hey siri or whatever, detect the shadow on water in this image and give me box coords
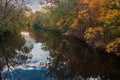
[33,30,120,80]
[1,30,120,80]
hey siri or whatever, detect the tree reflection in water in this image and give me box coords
[0,31,32,80]
[34,30,120,80]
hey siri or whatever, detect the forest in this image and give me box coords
[32,0,120,56]
[0,0,120,80]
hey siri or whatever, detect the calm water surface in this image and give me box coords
[2,31,120,80]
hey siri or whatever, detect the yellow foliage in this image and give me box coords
[70,18,79,28]
[89,0,99,9]
[88,0,120,24]
[56,18,71,27]
[106,38,120,55]
[56,19,64,27]
[78,10,89,19]
[105,10,120,19]
[84,27,104,40]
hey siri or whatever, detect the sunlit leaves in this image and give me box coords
[56,18,64,27]
[104,12,120,27]
[84,27,104,40]
[31,0,120,56]
[70,18,79,28]
[106,38,120,55]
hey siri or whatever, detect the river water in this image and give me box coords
[2,31,120,80]
[2,32,53,80]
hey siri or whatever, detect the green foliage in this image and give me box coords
[104,15,120,27]
[0,0,31,72]
[31,0,78,32]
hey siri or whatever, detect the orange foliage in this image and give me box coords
[84,27,104,40]
[70,18,79,28]
[106,38,120,55]
[56,19,64,27]
[79,0,91,4]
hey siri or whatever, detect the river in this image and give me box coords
[2,31,120,80]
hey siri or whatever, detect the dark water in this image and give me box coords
[33,31,120,80]
[2,31,120,80]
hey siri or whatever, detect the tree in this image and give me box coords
[0,0,30,79]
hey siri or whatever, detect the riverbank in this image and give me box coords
[63,32,120,58]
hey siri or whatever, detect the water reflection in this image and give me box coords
[0,31,32,80]
[1,31,52,80]
[2,30,120,80]
[21,31,30,36]
[34,31,120,80]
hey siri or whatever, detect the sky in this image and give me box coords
[26,0,44,12]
